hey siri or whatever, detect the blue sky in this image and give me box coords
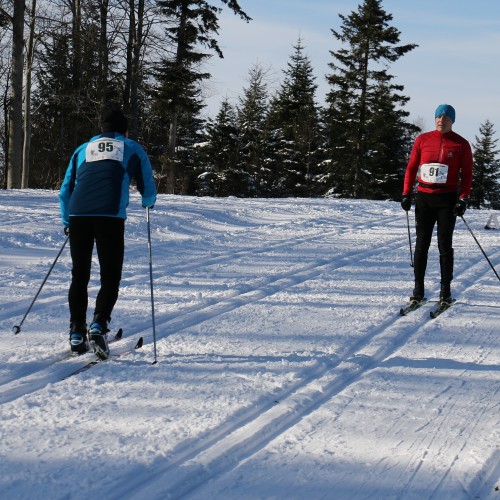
[205,0,500,144]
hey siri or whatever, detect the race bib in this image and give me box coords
[420,163,449,184]
[86,139,124,162]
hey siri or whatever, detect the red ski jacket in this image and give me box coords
[403,129,473,199]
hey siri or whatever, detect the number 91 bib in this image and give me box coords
[419,163,449,184]
[86,139,125,163]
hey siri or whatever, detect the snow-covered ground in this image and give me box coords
[0,189,499,500]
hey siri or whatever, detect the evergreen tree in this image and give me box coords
[267,38,321,197]
[30,32,77,187]
[30,16,103,187]
[236,64,271,196]
[29,0,127,188]
[174,108,206,194]
[196,98,240,196]
[361,80,420,199]
[470,120,500,209]
[153,0,250,193]
[324,0,417,198]
[150,59,206,193]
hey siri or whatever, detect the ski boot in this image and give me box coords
[88,322,110,360]
[400,281,427,316]
[69,322,89,355]
[439,282,453,305]
[411,280,425,303]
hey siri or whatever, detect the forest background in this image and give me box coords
[1,0,499,208]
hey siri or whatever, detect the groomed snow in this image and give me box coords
[0,189,498,500]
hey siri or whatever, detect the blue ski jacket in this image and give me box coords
[59,132,157,227]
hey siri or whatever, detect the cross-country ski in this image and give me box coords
[430,299,457,319]
[399,297,428,316]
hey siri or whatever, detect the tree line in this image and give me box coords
[1,0,499,207]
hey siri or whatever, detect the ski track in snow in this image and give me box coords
[0,190,499,500]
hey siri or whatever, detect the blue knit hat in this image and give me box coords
[435,104,455,123]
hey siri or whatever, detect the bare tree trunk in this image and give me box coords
[124,0,145,139]
[163,5,187,194]
[70,0,81,146]
[98,0,109,109]
[7,0,25,189]
[2,70,10,189]
[22,0,37,189]
[124,0,134,115]
[129,0,144,139]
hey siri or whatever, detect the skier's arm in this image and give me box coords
[136,146,157,209]
[458,140,473,199]
[59,153,78,228]
[402,136,422,196]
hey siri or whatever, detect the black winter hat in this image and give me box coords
[101,108,128,134]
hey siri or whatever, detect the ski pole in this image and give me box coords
[146,207,158,364]
[406,211,414,267]
[461,215,500,281]
[12,235,69,334]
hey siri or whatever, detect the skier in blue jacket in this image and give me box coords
[59,108,157,358]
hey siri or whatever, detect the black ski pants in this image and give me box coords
[413,191,457,286]
[68,216,125,326]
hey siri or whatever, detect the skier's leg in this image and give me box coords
[412,194,435,299]
[68,217,94,325]
[68,217,94,353]
[437,200,457,300]
[93,217,125,327]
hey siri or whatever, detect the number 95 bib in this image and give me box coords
[419,163,449,184]
[86,139,125,162]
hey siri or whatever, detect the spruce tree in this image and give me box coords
[236,64,271,197]
[362,81,420,199]
[154,0,250,193]
[30,10,104,188]
[470,120,500,209]
[324,0,417,199]
[196,98,240,196]
[29,0,128,188]
[267,38,321,197]
[30,32,76,187]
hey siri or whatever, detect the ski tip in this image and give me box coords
[135,337,144,349]
[114,328,123,341]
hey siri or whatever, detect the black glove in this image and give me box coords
[401,195,412,212]
[454,198,467,217]
[64,226,70,235]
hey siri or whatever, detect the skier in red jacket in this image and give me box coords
[401,104,473,304]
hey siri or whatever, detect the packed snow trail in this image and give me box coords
[0,202,407,399]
